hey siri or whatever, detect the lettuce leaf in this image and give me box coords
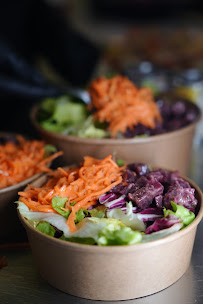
[164,201,195,227]
[39,96,87,133]
[49,96,87,124]
[98,226,142,246]
[17,201,71,237]
[72,217,142,245]
[107,202,146,231]
[116,159,125,167]
[75,209,89,224]
[51,197,70,219]
[71,217,125,241]
[88,206,106,218]
[44,144,57,158]
[36,222,56,237]
[77,123,107,138]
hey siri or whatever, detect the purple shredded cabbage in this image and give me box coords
[121,206,138,213]
[137,208,163,222]
[99,193,126,210]
[145,214,182,234]
[99,193,118,204]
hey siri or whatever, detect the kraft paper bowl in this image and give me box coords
[0,132,53,244]
[30,99,201,176]
[18,172,203,301]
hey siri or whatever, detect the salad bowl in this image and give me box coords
[30,96,201,176]
[0,132,62,243]
[17,159,203,301]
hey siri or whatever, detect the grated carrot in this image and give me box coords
[87,75,162,137]
[0,135,63,189]
[19,155,124,232]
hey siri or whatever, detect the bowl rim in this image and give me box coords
[30,101,201,145]
[18,173,203,253]
[0,172,46,194]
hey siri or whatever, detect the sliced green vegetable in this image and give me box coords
[163,201,195,228]
[75,209,89,224]
[44,144,57,158]
[36,222,56,237]
[116,159,125,167]
[88,207,106,218]
[77,123,107,138]
[98,226,142,246]
[107,202,146,231]
[51,97,87,124]
[39,96,87,134]
[51,197,70,219]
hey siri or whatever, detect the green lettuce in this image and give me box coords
[107,202,146,231]
[44,144,57,158]
[71,217,125,241]
[116,159,125,167]
[17,201,71,237]
[36,222,56,237]
[39,96,87,133]
[71,217,142,245]
[75,209,89,224]
[98,226,142,246]
[163,201,195,228]
[74,206,106,224]
[51,197,70,219]
[88,207,106,218]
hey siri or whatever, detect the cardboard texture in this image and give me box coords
[18,173,203,301]
[30,101,201,176]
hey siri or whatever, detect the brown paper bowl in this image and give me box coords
[30,101,201,176]
[0,132,52,244]
[18,173,203,301]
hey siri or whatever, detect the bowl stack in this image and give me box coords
[1,75,203,301]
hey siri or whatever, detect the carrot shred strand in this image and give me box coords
[19,155,124,232]
[0,135,62,189]
[87,75,162,137]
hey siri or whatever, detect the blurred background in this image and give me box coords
[0,0,203,144]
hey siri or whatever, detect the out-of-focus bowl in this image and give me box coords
[18,171,203,301]
[0,132,52,244]
[30,100,201,176]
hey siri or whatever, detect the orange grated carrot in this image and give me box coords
[87,75,162,137]
[19,155,124,232]
[0,135,63,189]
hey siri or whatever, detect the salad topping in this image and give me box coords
[18,155,123,232]
[17,156,198,245]
[0,135,62,189]
[87,75,162,137]
[37,75,198,139]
